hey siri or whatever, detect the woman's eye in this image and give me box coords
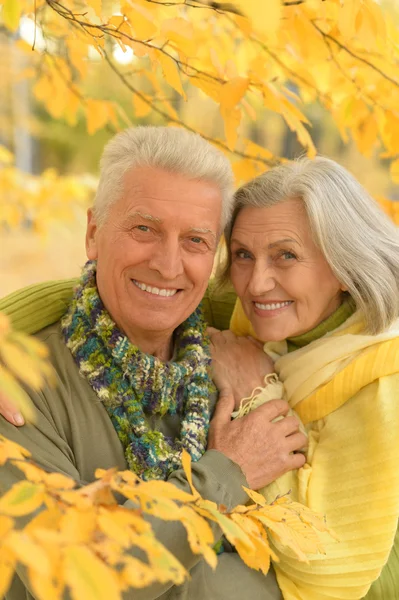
[280,251,296,260]
[234,249,252,260]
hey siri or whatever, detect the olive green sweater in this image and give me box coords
[0,322,281,600]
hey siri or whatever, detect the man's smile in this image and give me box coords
[132,278,180,297]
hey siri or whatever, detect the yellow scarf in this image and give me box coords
[230,298,399,424]
[231,298,399,599]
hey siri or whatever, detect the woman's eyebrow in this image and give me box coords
[230,237,299,248]
[268,238,299,249]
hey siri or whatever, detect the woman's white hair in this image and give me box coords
[220,156,399,334]
[93,126,234,230]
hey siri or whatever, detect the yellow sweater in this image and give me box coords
[231,301,399,600]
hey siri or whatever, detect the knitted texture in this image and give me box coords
[62,261,215,481]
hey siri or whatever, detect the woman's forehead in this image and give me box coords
[233,199,309,239]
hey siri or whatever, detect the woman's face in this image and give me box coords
[230,198,345,341]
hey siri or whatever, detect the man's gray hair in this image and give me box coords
[220,156,399,334]
[93,126,235,230]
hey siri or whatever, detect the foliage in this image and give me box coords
[0,312,54,420]
[1,0,399,187]
[0,146,95,232]
[0,438,332,600]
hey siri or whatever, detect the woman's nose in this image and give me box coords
[248,264,276,296]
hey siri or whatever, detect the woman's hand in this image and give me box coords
[208,327,275,409]
[0,391,24,426]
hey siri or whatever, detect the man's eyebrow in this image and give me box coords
[128,211,162,223]
[190,227,217,241]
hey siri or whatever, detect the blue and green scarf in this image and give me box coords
[62,260,215,481]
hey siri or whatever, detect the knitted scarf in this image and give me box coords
[62,261,215,481]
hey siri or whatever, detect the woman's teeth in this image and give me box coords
[254,301,292,310]
[133,280,177,297]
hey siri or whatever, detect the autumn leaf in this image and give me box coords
[0,558,16,599]
[156,50,186,100]
[63,545,121,600]
[1,0,23,31]
[219,77,249,111]
[6,530,52,575]
[0,480,45,517]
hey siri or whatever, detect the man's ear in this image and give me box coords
[86,208,98,260]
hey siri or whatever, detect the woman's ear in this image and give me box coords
[85,208,98,260]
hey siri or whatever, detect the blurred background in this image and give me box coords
[2,0,399,296]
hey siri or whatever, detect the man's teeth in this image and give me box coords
[133,280,177,297]
[255,301,292,310]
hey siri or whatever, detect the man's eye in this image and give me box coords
[136,225,150,232]
[190,237,203,244]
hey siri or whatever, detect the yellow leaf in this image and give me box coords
[132,93,151,118]
[120,556,157,589]
[338,0,360,39]
[63,546,121,600]
[0,365,36,418]
[220,105,241,151]
[97,511,132,547]
[0,559,15,599]
[161,17,196,58]
[234,0,282,38]
[195,498,254,551]
[242,486,267,507]
[156,51,186,100]
[181,450,200,499]
[0,480,44,517]
[219,77,249,111]
[0,435,31,464]
[232,158,264,185]
[231,513,272,574]
[190,76,222,103]
[0,340,45,389]
[178,505,217,568]
[1,0,22,32]
[6,531,51,575]
[25,507,62,534]
[0,145,14,165]
[42,471,76,490]
[60,509,97,544]
[85,99,110,135]
[0,515,14,539]
[87,0,102,19]
[28,568,62,600]
[354,115,378,157]
[123,1,157,39]
[130,531,187,584]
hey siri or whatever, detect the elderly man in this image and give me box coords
[0,126,306,600]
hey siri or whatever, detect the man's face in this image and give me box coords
[86,166,223,343]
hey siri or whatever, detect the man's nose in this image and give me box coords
[248,262,276,296]
[148,239,184,280]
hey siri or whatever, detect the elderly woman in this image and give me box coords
[209,157,399,600]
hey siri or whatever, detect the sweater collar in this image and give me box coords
[287,295,356,352]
